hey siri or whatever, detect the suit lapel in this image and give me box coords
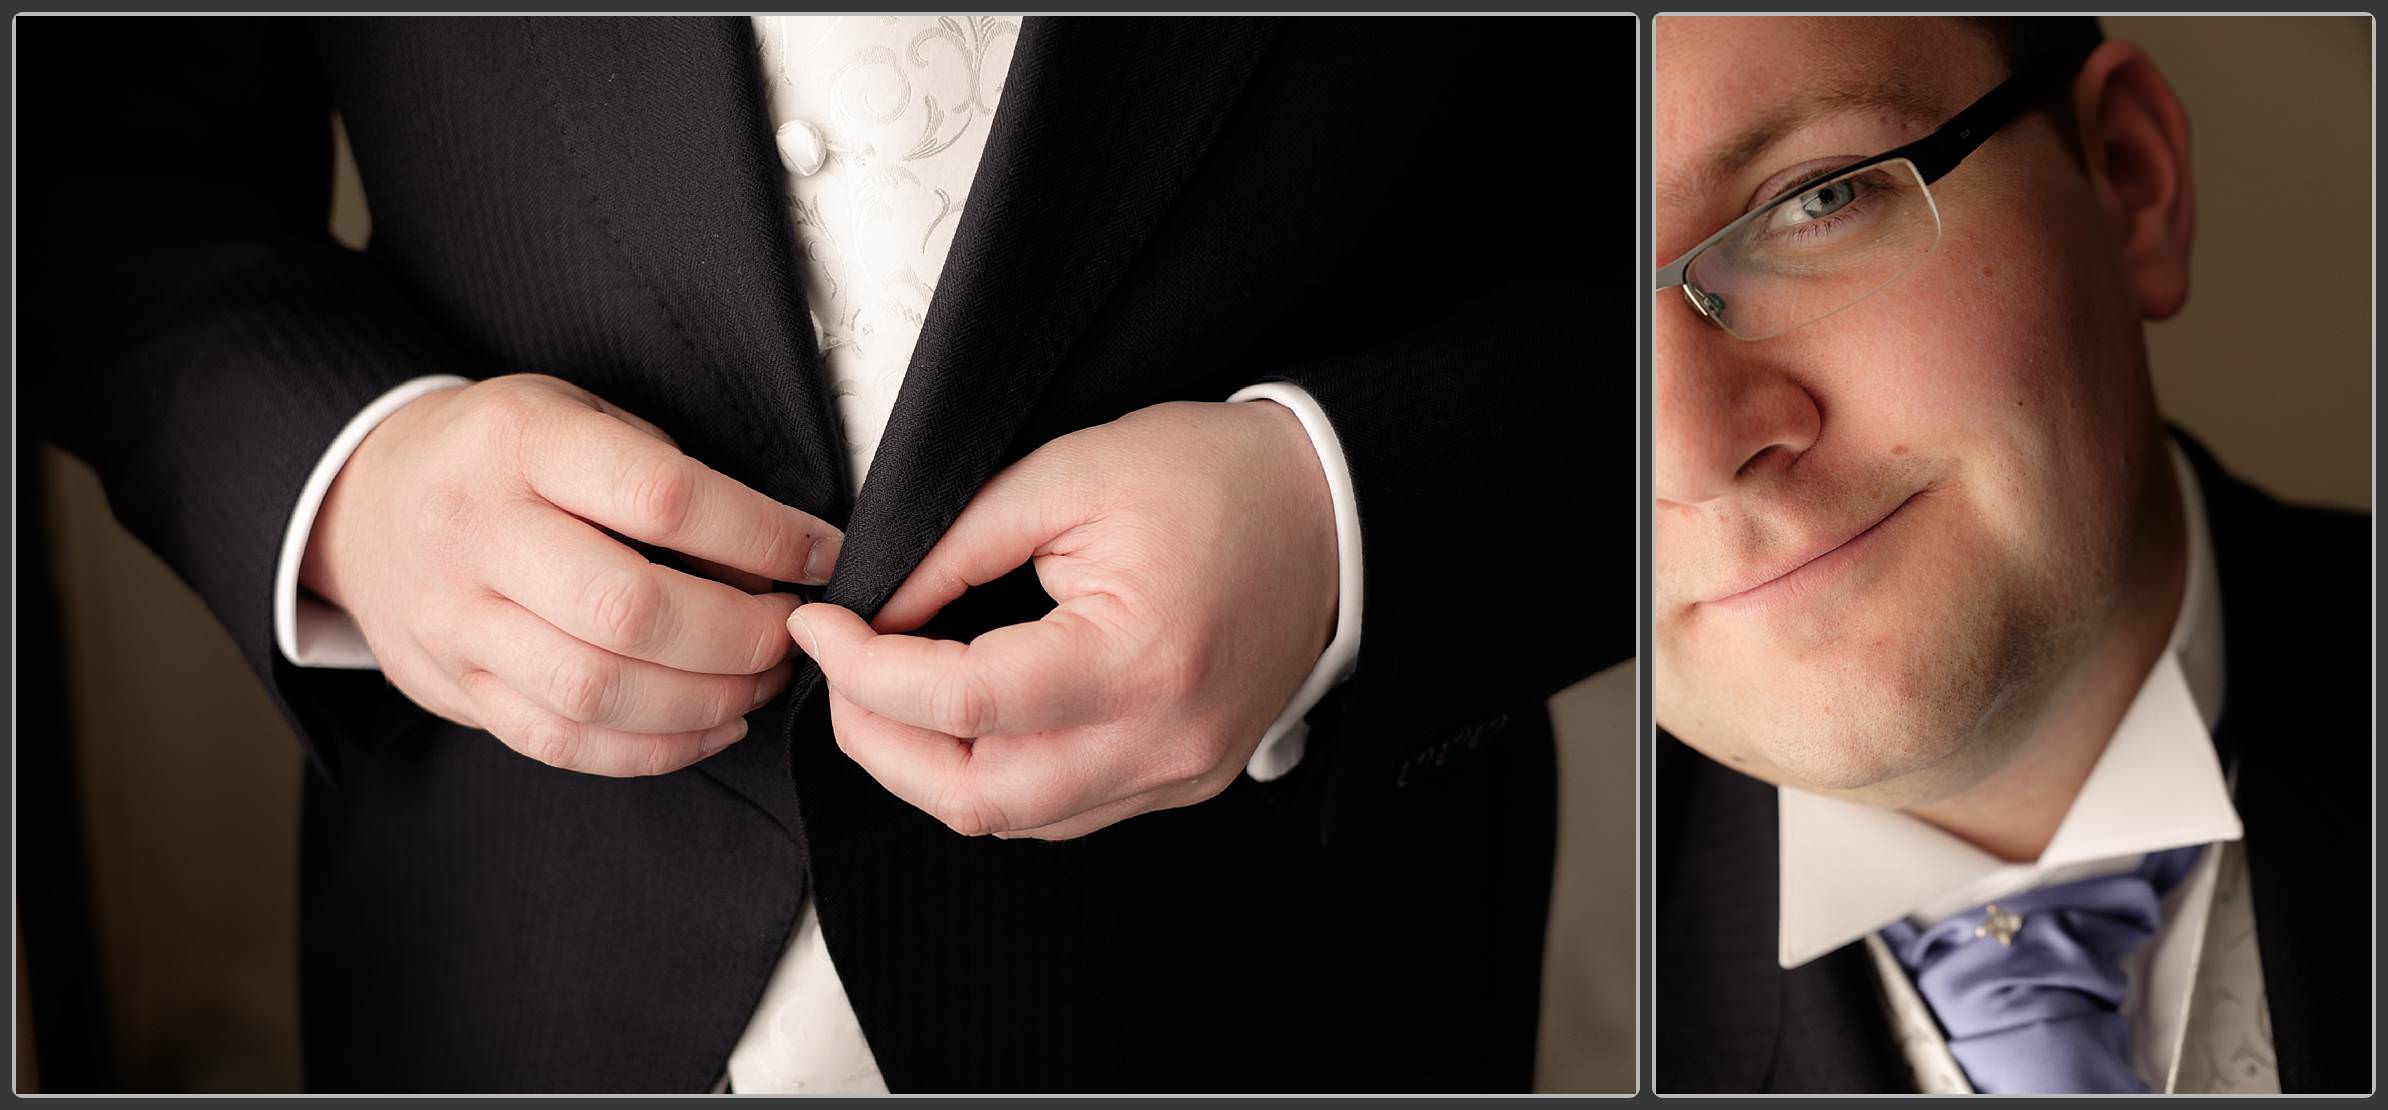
[521,17,849,514]
[825,15,1281,621]
[523,16,847,834]
[780,16,1284,850]
[2181,434,2369,1094]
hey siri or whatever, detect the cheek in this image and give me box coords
[1835,228,2145,555]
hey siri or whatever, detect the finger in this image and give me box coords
[581,407,771,590]
[823,689,982,830]
[826,690,1138,837]
[481,502,803,674]
[790,600,1121,738]
[582,394,677,450]
[523,404,844,586]
[381,636,487,730]
[458,669,749,777]
[873,452,1080,633]
[996,791,1166,842]
[462,596,794,733]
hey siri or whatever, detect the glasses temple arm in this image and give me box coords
[1899,45,2096,183]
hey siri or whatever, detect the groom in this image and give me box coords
[1651,15,2366,1094]
[23,15,1630,1093]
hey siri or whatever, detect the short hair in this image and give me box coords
[1957,16,2104,165]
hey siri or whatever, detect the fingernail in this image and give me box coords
[700,718,749,758]
[801,534,842,586]
[788,610,817,656]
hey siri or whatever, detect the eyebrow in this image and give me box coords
[1659,73,1948,216]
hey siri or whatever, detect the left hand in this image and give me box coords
[787,400,1339,840]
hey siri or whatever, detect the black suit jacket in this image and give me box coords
[24,16,1630,1093]
[1655,433,2371,1093]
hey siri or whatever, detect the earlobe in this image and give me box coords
[2074,41,2195,320]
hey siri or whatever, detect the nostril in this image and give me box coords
[1736,444,1788,478]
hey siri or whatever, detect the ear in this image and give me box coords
[2069,40,2195,320]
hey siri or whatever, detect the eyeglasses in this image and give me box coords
[1654,47,2093,341]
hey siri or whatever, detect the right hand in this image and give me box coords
[301,373,843,776]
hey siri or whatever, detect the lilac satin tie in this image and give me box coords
[1878,845,2205,1094]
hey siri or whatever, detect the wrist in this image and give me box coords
[1244,398,1340,655]
[298,462,357,613]
[299,384,458,614]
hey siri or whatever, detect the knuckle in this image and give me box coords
[706,676,753,730]
[928,778,999,838]
[466,382,542,443]
[498,371,571,396]
[545,652,619,724]
[930,666,996,738]
[748,517,797,578]
[622,455,697,536]
[743,606,789,674]
[461,389,546,482]
[937,804,998,839]
[583,567,667,653]
[517,718,583,770]
[640,735,680,778]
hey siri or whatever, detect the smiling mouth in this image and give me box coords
[1706,489,1927,608]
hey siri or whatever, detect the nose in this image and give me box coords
[1653,301,1822,506]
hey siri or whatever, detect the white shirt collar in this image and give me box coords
[1775,440,2238,968]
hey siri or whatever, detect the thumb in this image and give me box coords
[874,450,1085,634]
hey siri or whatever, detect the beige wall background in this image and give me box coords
[2113,15,2373,509]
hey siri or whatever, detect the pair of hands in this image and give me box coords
[303,374,1338,839]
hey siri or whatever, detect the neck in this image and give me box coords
[1905,447,2189,863]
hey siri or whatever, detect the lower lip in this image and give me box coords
[1710,491,1925,612]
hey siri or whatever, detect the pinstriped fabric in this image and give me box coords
[726,16,1020,1092]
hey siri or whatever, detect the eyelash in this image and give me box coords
[1748,158,1864,214]
[1766,189,1875,242]
[1753,179,1880,246]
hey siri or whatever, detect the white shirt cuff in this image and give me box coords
[1227,382,1364,782]
[273,374,473,669]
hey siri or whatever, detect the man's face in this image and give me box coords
[1652,17,2175,805]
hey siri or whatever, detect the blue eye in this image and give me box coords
[1793,180,1860,221]
[1754,171,1885,241]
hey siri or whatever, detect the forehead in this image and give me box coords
[1654,18,2005,218]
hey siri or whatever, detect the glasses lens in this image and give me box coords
[1682,158,1942,341]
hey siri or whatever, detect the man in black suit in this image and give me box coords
[1652,15,2366,1094]
[22,15,1629,1093]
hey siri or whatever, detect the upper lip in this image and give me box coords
[1702,491,1922,604]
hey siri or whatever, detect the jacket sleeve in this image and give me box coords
[21,16,479,783]
[1234,17,1634,842]
[1249,282,1626,842]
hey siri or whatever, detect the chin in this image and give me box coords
[1759,696,1989,798]
[1672,620,2021,801]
